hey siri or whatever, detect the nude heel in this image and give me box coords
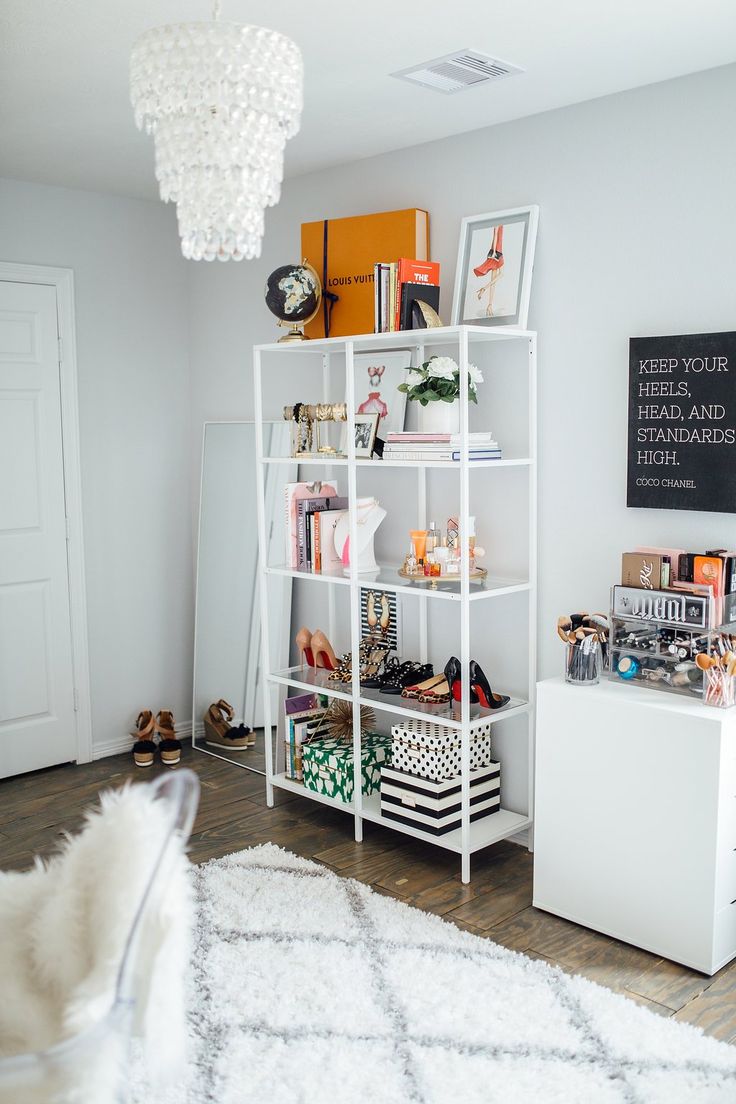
[311,629,339,671]
[296,626,315,667]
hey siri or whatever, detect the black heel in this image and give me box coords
[469,660,510,710]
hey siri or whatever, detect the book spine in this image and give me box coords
[389,264,396,332]
[296,500,307,570]
[395,266,402,332]
[309,514,316,569]
[374,263,380,334]
[314,512,322,573]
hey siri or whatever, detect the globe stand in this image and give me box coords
[277,322,308,343]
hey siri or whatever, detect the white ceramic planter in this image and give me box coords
[415,400,460,435]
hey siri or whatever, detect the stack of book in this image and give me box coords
[284,693,329,781]
[374,258,440,333]
[382,432,502,463]
[284,482,348,571]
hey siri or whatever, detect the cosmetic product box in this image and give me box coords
[633,546,686,582]
[380,763,500,835]
[390,718,494,781]
[302,733,392,803]
[621,552,670,590]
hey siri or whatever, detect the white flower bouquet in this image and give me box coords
[398,356,483,406]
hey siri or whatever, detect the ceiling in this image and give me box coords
[1,0,735,200]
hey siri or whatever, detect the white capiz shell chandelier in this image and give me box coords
[130,9,303,262]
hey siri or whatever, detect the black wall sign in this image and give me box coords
[627,331,736,513]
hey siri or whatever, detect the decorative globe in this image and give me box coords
[265,262,321,340]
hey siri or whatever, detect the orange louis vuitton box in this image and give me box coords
[301,208,429,338]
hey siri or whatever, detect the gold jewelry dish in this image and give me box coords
[398,565,487,590]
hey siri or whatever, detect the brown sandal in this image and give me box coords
[155,709,182,765]
[131,710,156,768]
[204,699,251,751]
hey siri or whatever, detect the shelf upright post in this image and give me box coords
[527,334,538,851]
[253,346,275,806]
[345,340,363,841]
[323,352,337,645]
[415,340,428,664]
[459,327,471,883]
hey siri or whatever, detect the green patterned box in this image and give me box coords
[302,733,392,803]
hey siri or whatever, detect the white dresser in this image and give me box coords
[533,677,736,974]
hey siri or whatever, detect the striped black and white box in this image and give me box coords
[390,718,493,781]
[380,762,500,835]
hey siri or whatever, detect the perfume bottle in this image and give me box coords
[468,516,476,572]
[404,544,418,575]
[426,521,438,556]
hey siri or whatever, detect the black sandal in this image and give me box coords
[382,661,434,695]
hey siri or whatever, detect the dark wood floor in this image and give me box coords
[3,745,736,1044]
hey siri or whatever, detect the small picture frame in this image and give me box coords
[342,413,380,457]
[451,205,539,329]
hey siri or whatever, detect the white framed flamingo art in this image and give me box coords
[451,205,539,329]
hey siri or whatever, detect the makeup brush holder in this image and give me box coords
[565,639,602,685]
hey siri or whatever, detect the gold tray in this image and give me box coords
[398,566,487,589]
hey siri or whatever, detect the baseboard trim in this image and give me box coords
[92,722,193,761]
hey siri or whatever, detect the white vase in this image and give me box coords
[416,400,460,435]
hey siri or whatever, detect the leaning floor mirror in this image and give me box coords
[193,421,295,774]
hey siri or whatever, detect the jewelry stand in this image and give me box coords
[283,402,347,459]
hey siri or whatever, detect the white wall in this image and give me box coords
[0,177,193,755]
[187,63,736,678]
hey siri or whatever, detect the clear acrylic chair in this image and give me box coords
[0,768,200,1104]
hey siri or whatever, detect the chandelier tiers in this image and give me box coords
[130,20,303,262]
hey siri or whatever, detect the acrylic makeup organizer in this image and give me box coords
[253,325,537,882]
[609,584,736,707]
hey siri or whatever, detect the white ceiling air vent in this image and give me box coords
[392,50,523,95]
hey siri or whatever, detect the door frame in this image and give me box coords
[0,261,92,764]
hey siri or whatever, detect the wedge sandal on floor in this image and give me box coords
[204,699,251,751]
[155,709,182,765]
[131,710,156,768]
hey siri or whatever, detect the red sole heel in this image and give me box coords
[316,651,336,671]
[472,683,491,709]
[451,680,462,702]
[303,647,315,667]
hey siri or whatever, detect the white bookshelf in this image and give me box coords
[253,324,537,882]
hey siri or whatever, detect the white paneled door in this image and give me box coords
[0,280,77,778]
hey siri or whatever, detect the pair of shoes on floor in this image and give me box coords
[204,699,254,752]
[131,709,182,768]
[295,627,339,670]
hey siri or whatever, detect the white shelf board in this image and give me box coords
[255,324,535,356]
[359,791,532,854]
[355,457,533,470]
[265,561,529,602]
[261,456,532,470]
[261,455,348,467]
[267,665,353,701]
[267,664,528,731]
[271,772,355,814]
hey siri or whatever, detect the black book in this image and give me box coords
[399,282,440,331]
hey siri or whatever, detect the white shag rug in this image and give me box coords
[140,844,736,1104]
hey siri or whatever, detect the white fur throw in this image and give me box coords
[0,782,192,1102]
